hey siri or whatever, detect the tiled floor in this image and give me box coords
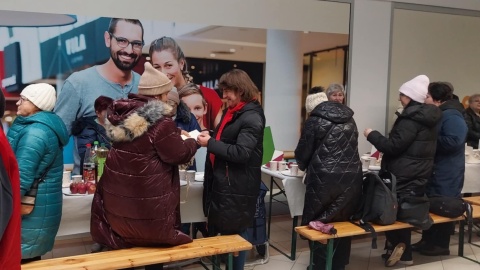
[42,215,480,269]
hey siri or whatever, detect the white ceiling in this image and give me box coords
[145,26,349,63]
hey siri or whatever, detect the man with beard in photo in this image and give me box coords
[55,18,143,176]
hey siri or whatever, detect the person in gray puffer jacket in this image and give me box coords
[295,99,362,270]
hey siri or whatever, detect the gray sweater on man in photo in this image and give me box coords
[54,66,140,174]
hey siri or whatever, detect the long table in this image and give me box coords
[57,177,206,239]
[260,162,480,260]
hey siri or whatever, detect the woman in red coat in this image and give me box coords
[0,91,21,269]
[90,63,197,270]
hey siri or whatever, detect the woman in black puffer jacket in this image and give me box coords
[295,98,362,270]
[365,75,441,267]
[197,69,265,270]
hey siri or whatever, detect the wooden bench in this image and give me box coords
[21,235,252,270]
[296,204,480,270]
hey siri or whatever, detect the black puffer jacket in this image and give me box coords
[203,101,265,234]
[295,101,362,225]
[367,101,441,197]
[465,107,480,149]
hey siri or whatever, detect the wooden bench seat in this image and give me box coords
[21,235,252,270]
[295,204,480,270]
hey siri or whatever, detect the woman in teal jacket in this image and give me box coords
[7,84,68,263]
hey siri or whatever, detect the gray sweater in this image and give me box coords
[54,66,140,136]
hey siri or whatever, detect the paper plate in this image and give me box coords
[62,188,91,196]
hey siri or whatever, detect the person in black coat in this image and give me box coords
[364,75,442,267]
[412,82,467,256]
[465,94,480,149]
[197,69,265,270]
[295,95,362,270]
[71,96,113,171]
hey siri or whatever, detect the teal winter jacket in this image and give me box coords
[7,111,68,259]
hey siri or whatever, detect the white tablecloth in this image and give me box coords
[463,163,480,194]
[262,163,480,219]
[57,177,206,238]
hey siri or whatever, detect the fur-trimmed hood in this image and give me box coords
[106,95,172,142]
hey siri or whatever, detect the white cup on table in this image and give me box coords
[290,164,299,176]
[360,157,370,170]
[278,161,287,171]
[269,161,279,171]
[62,171,71,187]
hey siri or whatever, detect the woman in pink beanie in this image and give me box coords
[363,75,442,267]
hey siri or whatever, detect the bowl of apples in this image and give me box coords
[64,181,96,196]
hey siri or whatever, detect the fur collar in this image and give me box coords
[106,100,172,142]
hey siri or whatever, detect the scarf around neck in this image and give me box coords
[209,101,247,166]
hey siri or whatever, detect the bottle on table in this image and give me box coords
[83,143,97,183]
[96,143,109,182]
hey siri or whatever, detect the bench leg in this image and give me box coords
[308,240,334,270]
[326,239,333,270]
[308,240,314,270]
[290,216,298,261]
[459,220,465,257]
[228,253,233,270]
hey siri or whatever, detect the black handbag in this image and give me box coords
[429,196,466,218]
[397,195,433,230]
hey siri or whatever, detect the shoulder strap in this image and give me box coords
[28,150,58,190]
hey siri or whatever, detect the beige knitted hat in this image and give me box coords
[20,83,56,112]
[305,92,328,113]
[138,62,173,96]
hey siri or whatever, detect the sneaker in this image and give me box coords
[385,243,406,267]
[419,246,450,256]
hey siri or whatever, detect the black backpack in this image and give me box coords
[350,171,398,248]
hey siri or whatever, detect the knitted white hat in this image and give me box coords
[20,83,56,111]
[399,75,429,103]
[138,62,173,96]
[305,92,328,113]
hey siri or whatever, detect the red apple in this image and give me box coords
[77,182,87,194]
[85,181,94,189]
[69,182,78,194]
[87,183,96,194]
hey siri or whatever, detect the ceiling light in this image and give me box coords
[191,66,195,70]
[210,53,216,58]
[0,10,77,27]
[229,48,236,53]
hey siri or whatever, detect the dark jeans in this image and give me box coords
[385,228,412,260]
[312,237,351,270]
[422,222,455,249]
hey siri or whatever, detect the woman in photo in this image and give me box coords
[149,37,223,130]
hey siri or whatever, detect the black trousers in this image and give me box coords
[385,228,412,261]
[312,237,351,270]
[422,222,455,249]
